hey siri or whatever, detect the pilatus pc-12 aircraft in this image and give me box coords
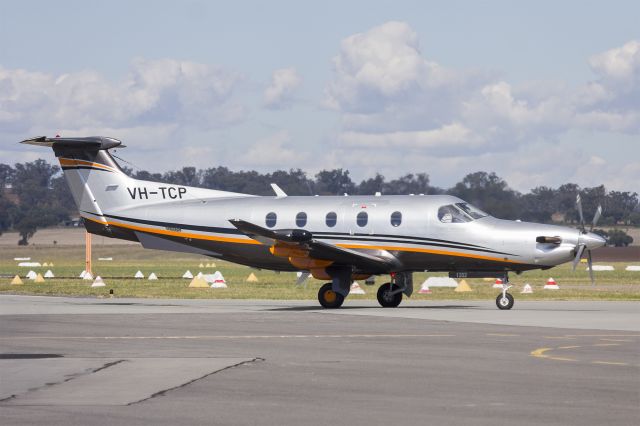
[22,136,606,310]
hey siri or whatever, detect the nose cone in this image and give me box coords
[580,232,606,250]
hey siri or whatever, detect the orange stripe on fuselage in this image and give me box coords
[59,158,117,172]
[336,243,523,264]
[84,216,523,264]
[84,216,262,245]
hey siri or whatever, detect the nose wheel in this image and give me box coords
[377,282,403,307]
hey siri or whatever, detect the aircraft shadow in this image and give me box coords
[267,305,478,312]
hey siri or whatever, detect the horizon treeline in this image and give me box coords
[0,159,638,245]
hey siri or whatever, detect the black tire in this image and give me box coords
[496,293,514,310]
[318,283,345,309]
[377,282,403,308]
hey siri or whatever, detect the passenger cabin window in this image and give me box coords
[356,211,368,227]
[437,203,488,223]
[325,212,337,227]
[390,211,402,227]
[296,212,307,228]
[265,212,277,228]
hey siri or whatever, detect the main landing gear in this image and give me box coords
[318,283,344,309]
[495,273,514,310]
[317,271,414,309]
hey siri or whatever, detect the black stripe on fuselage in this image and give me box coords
[62,166,113,172]
[313,231,487,249]
[82,211,516,256]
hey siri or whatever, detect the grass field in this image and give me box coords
[1,244,639,301]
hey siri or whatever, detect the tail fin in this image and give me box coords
[21,136,249,241]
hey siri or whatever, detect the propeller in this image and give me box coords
[572,194,604,286]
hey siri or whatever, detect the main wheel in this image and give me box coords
[496,293,514,310]
[318,283,344,309]
[377,282,403,308]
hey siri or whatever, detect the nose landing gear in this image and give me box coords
[496,274,514,310]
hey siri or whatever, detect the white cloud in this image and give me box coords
[0,58,245,134]
[339,122,484,155]
[588,40,640,83]
[323,22,640,190]
[263,68,302,109]
[243,130,308,167]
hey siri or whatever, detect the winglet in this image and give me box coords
[270,183,287,197]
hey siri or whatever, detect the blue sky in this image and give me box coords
[1,0,639,192]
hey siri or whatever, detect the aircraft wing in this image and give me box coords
[229,219,397,273]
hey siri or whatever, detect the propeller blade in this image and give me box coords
[572,244,585,271]
[576,194,585,232]
[590,205,602,232]
[587,249,595,286]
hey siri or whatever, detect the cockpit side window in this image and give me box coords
[438,205,471,223]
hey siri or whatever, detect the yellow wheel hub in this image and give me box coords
[324,290,337,304]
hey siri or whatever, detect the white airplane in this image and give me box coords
[22,136,606,310]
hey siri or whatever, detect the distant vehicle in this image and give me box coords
[22,136,606,310]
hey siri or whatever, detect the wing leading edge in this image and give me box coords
[228,219,398,273]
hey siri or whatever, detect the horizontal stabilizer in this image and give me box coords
[20,136,122,150]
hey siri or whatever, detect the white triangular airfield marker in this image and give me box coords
[521,283,533,294]
[26,270,37,280]
[148,272,158,280]
[79,270,87,278]
[83,272,94,280]
[42,262,48,267]
[182,270,193,279]
[210,271,227,288]
[424,277,458,288]
[246,272,258,282]
[196,271,203,278]
[626,265,640,271]
[44,270,54,278]
[418,280,432,294]
[544,277,559,289]
[91,276,106,287]
[198,263,204,268]
[134,270,144,279]
[493,278,504,288]
[205,263,211,268]
[349,282,366,295]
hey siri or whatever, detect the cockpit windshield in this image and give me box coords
[455,203,489,220]
[438,203,489,223]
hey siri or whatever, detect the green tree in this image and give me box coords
[11,160,66,245]
[447,172,522,219]
[357,173,386,195]
[607,229,633,247]
[383,173,436,195]
[314,169,355,195]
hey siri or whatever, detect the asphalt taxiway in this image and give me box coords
[1,296,638,425]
